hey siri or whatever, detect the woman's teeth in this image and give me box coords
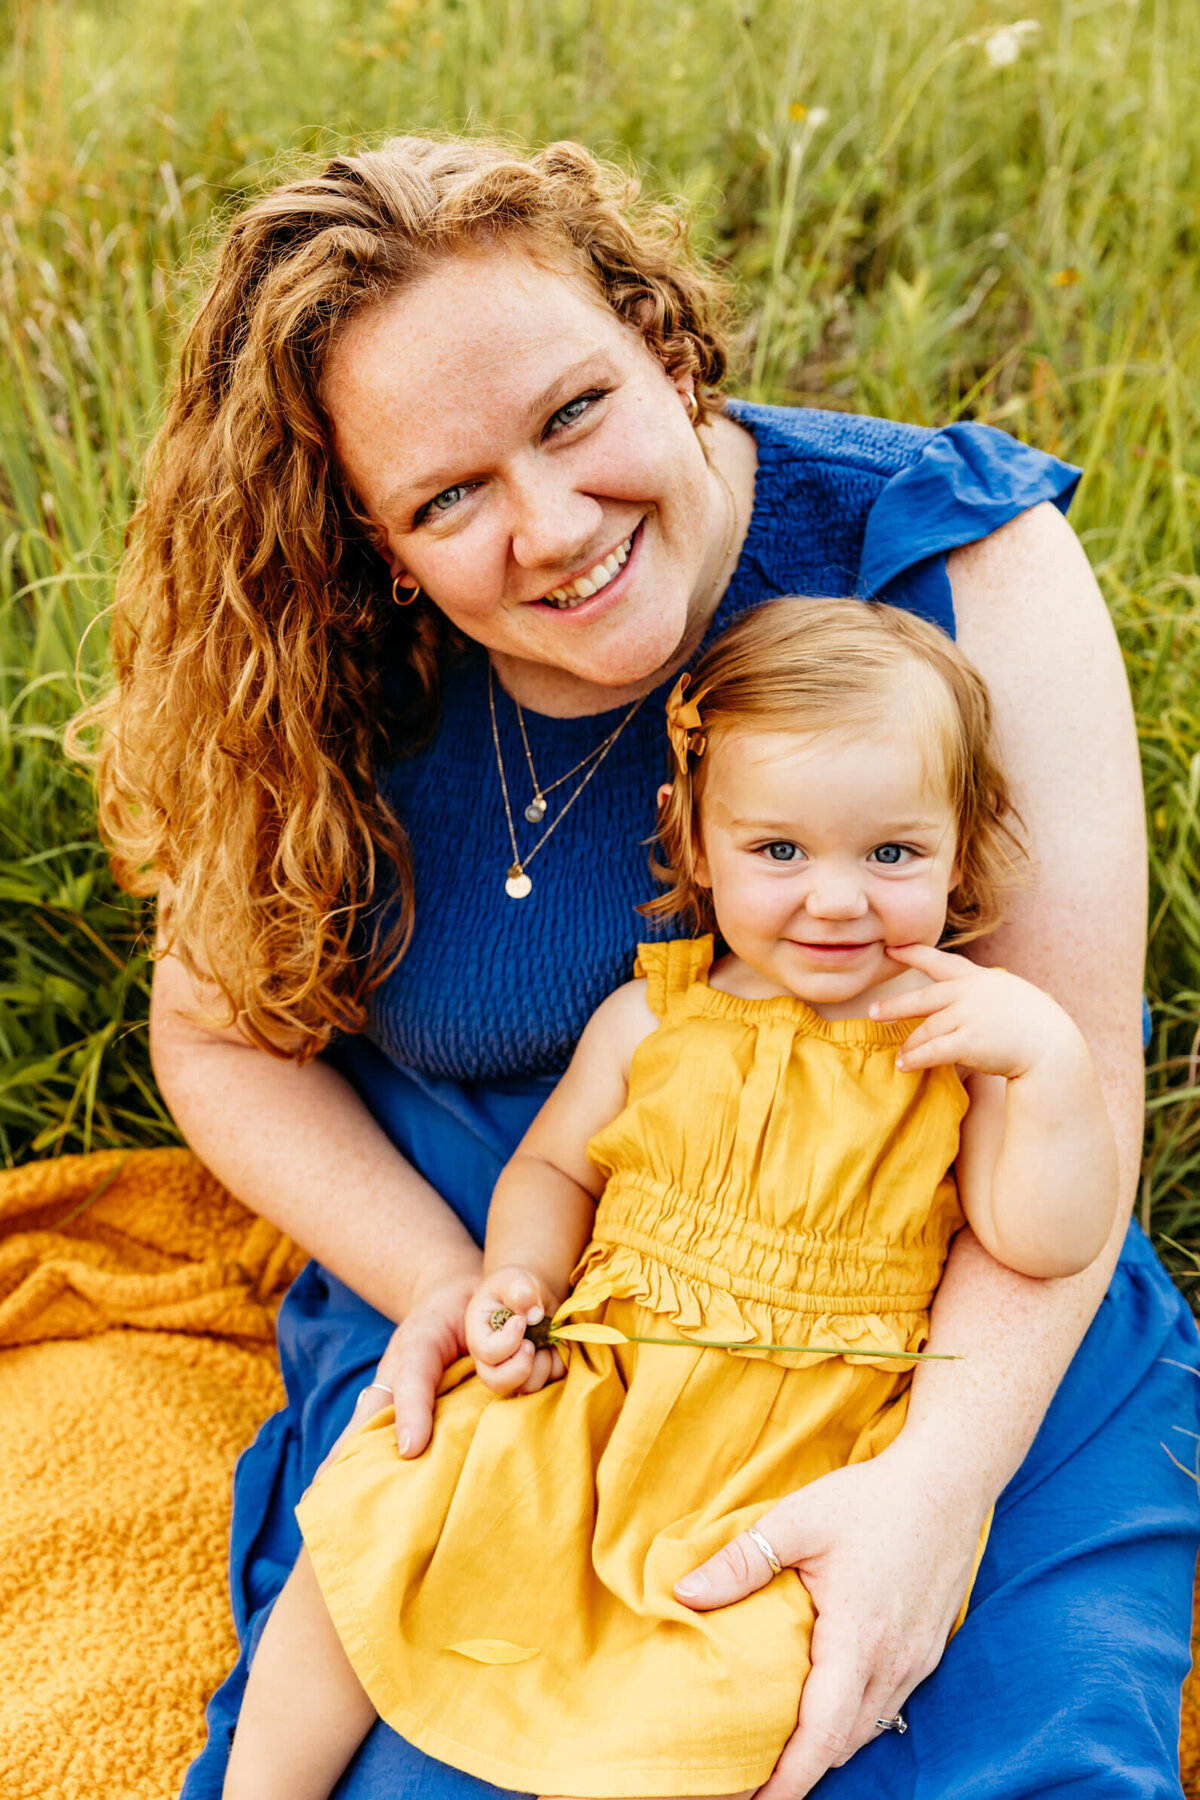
[543,533,634,609]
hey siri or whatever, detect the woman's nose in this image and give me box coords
[505,461,604,573]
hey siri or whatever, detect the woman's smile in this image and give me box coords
[527,522,642,617]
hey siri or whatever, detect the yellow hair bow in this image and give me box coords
[665,672,707,775]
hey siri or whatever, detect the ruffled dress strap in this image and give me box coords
[632,935,714,1019]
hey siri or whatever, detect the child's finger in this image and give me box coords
[518,1346,554,1395]
[476,1340,537,1396]
[894,1030,961,1072]
[468,1294,528,1367]
[488,1267,546,1324]
[870,982,959,1024]
[885,943,963,978]
[897,1007,963,1055]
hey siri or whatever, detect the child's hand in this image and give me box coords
[870,944,1082,1080]
[466,1267,566,1398]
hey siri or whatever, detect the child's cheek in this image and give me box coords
[885,874,946,942]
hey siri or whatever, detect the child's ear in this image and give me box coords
[655,783,672,812]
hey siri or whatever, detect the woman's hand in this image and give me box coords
[673,1436,988,1797]
[319,1265,481,1472]
[466,1265,566,1397]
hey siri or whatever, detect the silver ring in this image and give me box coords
[876,1713,908,1735]
[746,1524,784,1577]
[356,1382,394,1403]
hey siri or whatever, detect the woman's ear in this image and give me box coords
[655,783,673,812]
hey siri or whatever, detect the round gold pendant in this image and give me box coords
[505,865,533,900]
[524,796,547,823]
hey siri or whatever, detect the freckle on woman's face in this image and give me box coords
[320,246,717,702]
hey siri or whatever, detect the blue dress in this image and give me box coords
[182,403,1200,1800]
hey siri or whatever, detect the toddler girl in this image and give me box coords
[225,597,1117,1800]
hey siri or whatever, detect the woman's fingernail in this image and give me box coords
[397,1429,411,1456]
[674,1572,709,1597]
[895,1054,906,1069]
[868,1004,879,1017]
[527,1304,544,1324]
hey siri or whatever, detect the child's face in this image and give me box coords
[693,721,961,1007]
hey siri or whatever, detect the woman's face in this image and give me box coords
[321,246,724,705]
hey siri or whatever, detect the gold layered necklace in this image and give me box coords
[513,705,637,825]
[488,663,647,900]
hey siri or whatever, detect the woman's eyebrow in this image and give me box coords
[381,355,613,516]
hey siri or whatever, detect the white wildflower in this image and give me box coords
[983,21,1040,67]
[984,28,1021,67]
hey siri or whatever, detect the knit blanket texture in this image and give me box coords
[0,1148,304,1800]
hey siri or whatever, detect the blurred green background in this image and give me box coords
[2,0,1199,1299]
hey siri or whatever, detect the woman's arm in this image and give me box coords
[150,944,483,1452]
[676,499,1148,1797]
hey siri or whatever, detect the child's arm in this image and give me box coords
[873,944,1118,1278]
[466,976,658,1395]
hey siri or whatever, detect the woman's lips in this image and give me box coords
[526,520,644,622]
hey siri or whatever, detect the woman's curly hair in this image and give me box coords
[70,134,731,1057]
[643,598,1028,945]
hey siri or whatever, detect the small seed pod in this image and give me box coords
[487,1305,555,1349]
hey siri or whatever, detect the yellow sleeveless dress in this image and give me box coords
[297,937,973,1797]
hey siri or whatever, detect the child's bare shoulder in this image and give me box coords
[581,977,660,1066]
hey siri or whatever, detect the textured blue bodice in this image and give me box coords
[364,401,1078,1081]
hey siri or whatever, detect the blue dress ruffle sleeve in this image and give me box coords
[182,402,1197,1800]
[858,418,1081,629]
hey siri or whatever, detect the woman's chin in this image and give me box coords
[506,605,692,702]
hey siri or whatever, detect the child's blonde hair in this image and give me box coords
[645,598,1027,945]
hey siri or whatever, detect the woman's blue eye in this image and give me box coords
[429,485,466,514]
[764,842,801,862]
[871,844,911,866]
[548,392,603,433]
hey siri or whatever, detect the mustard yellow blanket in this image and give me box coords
[0,1148,304,1800]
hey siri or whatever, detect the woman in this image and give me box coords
[88,136,1198,1798]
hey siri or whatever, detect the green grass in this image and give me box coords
[2,0,1200,1298]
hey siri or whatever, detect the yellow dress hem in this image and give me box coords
[300,1482,785,1798]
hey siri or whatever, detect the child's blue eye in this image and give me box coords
[870,844,912,866]
[763,842,801,862]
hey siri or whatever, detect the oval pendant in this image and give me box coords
[524,796,547,824]
[505,865,533,900]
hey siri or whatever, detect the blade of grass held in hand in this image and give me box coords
[548,1321,958,1361]
[488,1308,957,1360]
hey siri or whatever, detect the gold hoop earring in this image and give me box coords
[392,576,422,608]
[684,389,700,426]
